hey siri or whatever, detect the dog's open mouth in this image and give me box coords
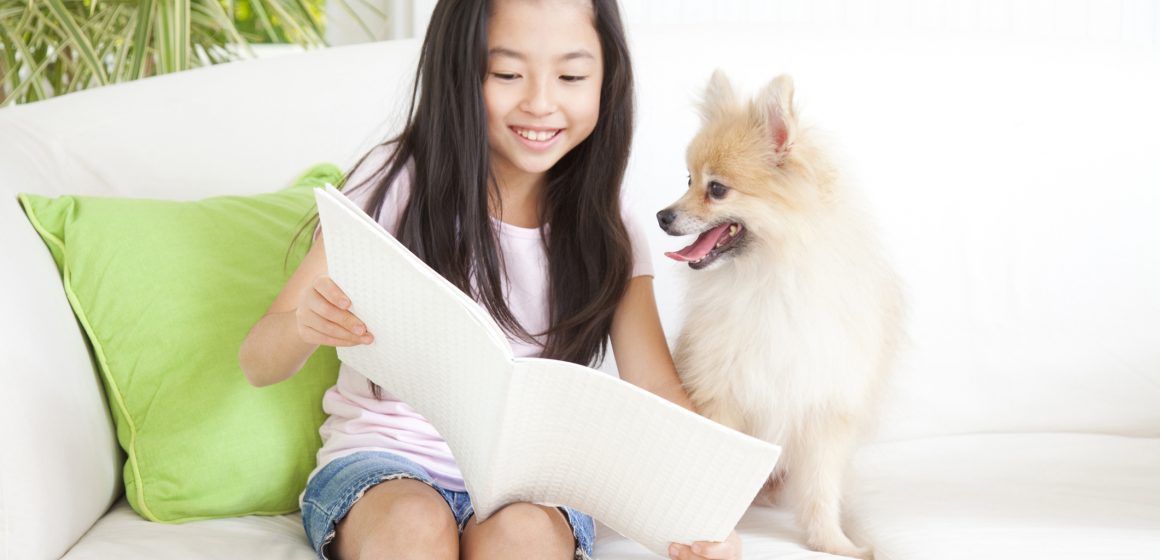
[664,222,746,269]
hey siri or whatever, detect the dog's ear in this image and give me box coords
[752,74,797,159]
[698,70,738,123]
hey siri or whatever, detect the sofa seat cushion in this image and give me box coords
[846,433,1160,560]
[61,500,316,560]
[62,433,1160,559]
[594,506,839,559]
[64,499,837,560]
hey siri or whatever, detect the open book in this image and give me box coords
[314,184,781,556]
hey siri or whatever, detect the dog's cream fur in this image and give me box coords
[659,72,905,559]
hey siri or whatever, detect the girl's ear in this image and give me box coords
[697,69,738,123]
[751,74,797,157]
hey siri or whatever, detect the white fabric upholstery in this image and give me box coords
[2,28,1158,560]
[63,434,1160,560]
[61,501,315,560]
[62,499,840,560]
[847,433,1160,560]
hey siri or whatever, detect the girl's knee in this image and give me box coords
[333,480,458,560]
[462,503,573,559]
[388,489,458,530]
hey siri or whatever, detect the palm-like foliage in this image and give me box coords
[0,0,379,106]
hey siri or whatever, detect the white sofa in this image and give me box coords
[3,29,1159,560]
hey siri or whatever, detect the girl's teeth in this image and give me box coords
[518,129,556,141]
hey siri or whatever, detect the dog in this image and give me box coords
[657,71,904,559]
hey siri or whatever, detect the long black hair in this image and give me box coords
[297,0,634,390]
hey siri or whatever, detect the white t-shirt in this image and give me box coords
[307,145,654,492]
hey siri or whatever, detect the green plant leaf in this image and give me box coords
[0,23,56,104]
[331,0,375,41]
[109,9,136,83]
[43,0,108,85]
[331,0,376,42]
[128,0,155,80]
[196,0,252,59]
[263,0,317,45]
[173,0,189,70]
[245,0,279,44]
[156,0,191,74]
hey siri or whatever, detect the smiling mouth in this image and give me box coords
[664,222,746,269]
[512,127,562,142]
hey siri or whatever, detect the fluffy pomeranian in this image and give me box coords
[657,71,904,559]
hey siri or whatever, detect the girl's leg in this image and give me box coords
[330,478,459,560]
[460,503,574,559]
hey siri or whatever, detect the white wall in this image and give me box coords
[397,0,1160,48]
[325,0,410,45]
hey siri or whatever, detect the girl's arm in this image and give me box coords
[608,276,696,412]
[239,234,372,387]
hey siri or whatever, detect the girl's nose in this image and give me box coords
[520,81,556,117]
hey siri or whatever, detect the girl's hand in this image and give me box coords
[294,275,374,347]
[668,531,742,560]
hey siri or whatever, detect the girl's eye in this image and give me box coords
[687,175,692,187]
[492,73,519,81]
[708,181,729,200]
[560,75,587,82]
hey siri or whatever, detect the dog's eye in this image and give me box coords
[687,175,692,187]
[708,181,729,200]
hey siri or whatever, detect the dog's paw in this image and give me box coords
[846,545,874,560]
[809,537,873,560]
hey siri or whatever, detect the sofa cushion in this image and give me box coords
[17,164,343,522]
[61,499,316,560]
[62,499,837,560]
[845,433,1160,560]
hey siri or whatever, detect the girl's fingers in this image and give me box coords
[307,291,371,338]
[690,540,730,559]
[314,275,352,309]
[670,538,738,560]
[668,543,697,560]
[299,309,374,346]
[301,324,360,348]
[301,317,360,346]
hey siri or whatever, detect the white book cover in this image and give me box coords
[314,184,781,556]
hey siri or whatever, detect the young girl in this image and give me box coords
[240,1,741,559]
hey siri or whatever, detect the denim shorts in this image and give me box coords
[301,450,595,559]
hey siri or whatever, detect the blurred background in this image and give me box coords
[3,0,1159,107]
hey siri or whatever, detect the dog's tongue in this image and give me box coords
[665,223,731,262]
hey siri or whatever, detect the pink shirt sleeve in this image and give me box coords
[314,144,402,240]
[346,148,411,237]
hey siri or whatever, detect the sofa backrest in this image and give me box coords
[0,39,419,560]
[2,30,1158,559]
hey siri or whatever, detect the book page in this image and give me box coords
[488,358,781,557]
[315,185,781,556]
[314,185,514,499]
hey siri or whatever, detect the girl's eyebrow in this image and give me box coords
[488,47,595,62]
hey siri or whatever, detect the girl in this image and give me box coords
[239,0,741,559]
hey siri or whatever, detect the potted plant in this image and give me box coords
[0,0,379,106]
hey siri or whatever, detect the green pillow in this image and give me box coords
[18,164,343,522]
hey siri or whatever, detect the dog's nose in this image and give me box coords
[657,209,676,231]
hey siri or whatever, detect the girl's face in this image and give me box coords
[484,0,603,189]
